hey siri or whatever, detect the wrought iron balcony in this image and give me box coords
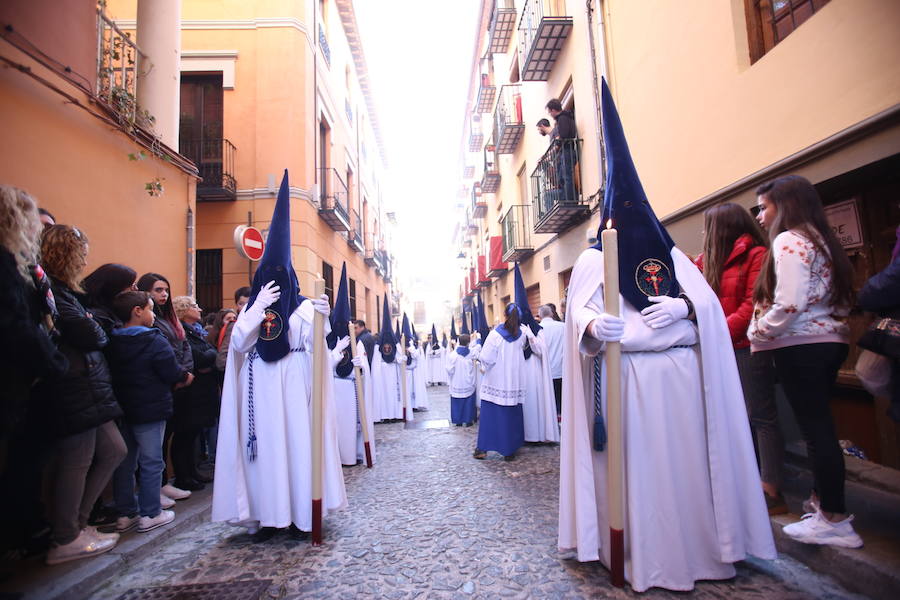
[475,56,496,113]
[347,208,364,253]
[364,232,386,269]
[488,0,517,54]
[517,0,573,82]
[97,9,146,125]
[532,138,589,233]
[468,114,484,152]
[481,143,500,193]
[318,167,350,231]
[463,164,475,179]
[380,251,392,282]
[471,183,487,218]
[501,205,534,262]
[493,85,524,154]
[319,23,331,67]
[180,138,237,202]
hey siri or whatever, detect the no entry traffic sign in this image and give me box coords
[234,225,265,261]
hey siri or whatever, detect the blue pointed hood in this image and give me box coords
[378,297,396,362]
[514,263,541,336]
[411,322,420,348]
[450,317,457,342]
[401,313,413,347]
[594,78,679,310]
[249,170,303,362]
[476,292,491,342]
[460,310,470,335]
[327,262,350,350]
[430,324,439,350]
[441,332,448,348]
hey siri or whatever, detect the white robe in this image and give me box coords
[212,299,347,531]
[371,347,412,421]
[446,346,477,397]
[426,346,447,384]
[477,329,528,407]
[521,333,560,443]
[333,340,377,466]
[558,247,776,592]
[410,347,429,410]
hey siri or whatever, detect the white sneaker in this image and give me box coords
[137,509,175,532]
[115,515,140,533]
[46,529,116,565]
[783,510,863,548]
[160,493,176,509]
[85,525,120,543]
[161,484,191,500]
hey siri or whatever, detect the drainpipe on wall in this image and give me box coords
[186,206,195,296]
[586,0,610,203]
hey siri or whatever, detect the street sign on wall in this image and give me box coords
[234,225,265,261]
[824,198,864,250]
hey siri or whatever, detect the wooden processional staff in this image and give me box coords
[348,321,373,467]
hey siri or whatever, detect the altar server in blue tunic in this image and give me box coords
[473,303,535,461]
[446,333,478,426]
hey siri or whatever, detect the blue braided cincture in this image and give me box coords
[246,347,306,462]
[593,355,607,452]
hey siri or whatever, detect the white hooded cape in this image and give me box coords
[212,299,347,531]
[521,333,560,443]
[333,340,377,466]
[558,247,775,591]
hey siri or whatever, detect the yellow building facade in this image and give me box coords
[457,0,900,465]
[108,0,397,325]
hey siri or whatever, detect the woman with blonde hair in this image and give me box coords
[37,224,127,564]
[0,186,68,558]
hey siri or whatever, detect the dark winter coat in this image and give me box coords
[154,315,194,374]
[358,329,376,368]
[0,251,68,434]
[695,234,766,349]
[858,251,900,420]
[83,303,121,335]
[36,277,122,438]
[553,109,577,140]
[172,322,220,430]
[107,326,187,424]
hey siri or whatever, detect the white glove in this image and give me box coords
[310,294,330,317]
[251,281,280,311]
[640,295,688,329]
[351,355,364,367]
[334,336,351,354]
[590,313,625,342]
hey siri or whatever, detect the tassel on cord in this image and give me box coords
[247,435,258,461]
[593,355,606,452]
[593,414,607,452]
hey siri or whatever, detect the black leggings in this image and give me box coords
[171,428,201,484]
[765,342,848,514]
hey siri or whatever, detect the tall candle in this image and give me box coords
[310,277,326,546]
[601,221,625,588]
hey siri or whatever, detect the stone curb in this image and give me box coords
[0,488,213,600]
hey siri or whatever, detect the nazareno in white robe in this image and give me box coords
[332,340,377,466]
[426,346,447,384]
[212,299,347,532]
[371,347,412,421]
[558,247,776,592]
[409,347,429,410]
[521,333,560,443]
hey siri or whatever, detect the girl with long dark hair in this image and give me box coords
[473,303,536,461]
[748,175,861,548]
[83,264,137,333]
[698,203,786,513]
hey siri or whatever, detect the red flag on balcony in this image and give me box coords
[489,236,508,274]
[478,254,489,284]
[469,266,477,293]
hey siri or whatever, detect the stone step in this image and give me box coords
[0,488,213,600]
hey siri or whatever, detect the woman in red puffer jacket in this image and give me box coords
[696,202,787,515]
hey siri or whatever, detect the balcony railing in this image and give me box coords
[493,85,524,154]
[501,205,534,262]
[380,251,392,282]
[345,98,353,125]
[517,0,573,82]
[488,0,518,54]
[319,23,331,67]
[466,207,479,234]
[463,164,475,179]
[472,183,487,218]
[318,167,350,231]
[481,143,500,193]
[365,232,386,270]
[180,138,237,202]
[468,114,484,152]
[475,56,496,113]
[97,10,146,125]
[532,138,589,233]
[347,208,364,252]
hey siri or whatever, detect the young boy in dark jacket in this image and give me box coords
[107,292,192,533]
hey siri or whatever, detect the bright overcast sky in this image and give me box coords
[354,0,481,326]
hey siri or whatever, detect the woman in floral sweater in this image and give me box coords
[749,175,861,549]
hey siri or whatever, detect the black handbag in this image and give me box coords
[857,318,900,360]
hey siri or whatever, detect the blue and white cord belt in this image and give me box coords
[246,347,305,461]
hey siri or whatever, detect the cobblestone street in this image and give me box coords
[92,386,860,600]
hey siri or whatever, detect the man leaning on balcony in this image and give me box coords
[546,99,577,204]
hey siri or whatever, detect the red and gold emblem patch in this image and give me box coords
[259,309,284,341]
[635,259,672,297]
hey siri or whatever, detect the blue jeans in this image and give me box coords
[113,420,166,518]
